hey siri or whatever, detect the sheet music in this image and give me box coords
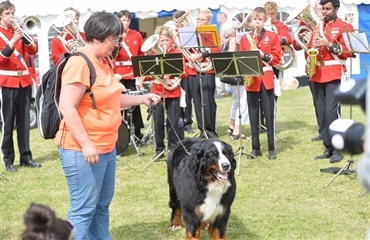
[178,27,199,48]
[343,32,370,53]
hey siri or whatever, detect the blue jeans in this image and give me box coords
[59,148,116,240]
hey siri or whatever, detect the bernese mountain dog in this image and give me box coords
[167,138,236,240]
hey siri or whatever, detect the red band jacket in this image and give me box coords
[114,29,144,80]
[239,29,282,92]
[0,25,38,88]
[51,30,86,65]
[307,18,354,83]
[270,20,293,46]
[186,46,220,76]
[149,46,187,98]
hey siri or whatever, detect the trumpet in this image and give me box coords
[10,16,40,47]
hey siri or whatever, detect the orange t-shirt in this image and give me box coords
[55,49,122,154]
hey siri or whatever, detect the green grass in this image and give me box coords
[0,87,369,240]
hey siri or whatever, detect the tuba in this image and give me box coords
[141,34,164,54]
[289,2,320,52]
[264,18,295,70]
[170,11,213,73]
[141,34,182,90]
[10,16,40,47]
[54,10,85,53]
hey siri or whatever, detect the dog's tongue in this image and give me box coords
[217,172,228,180]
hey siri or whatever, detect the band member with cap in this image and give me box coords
[0,0,41,172]
[114,10,145,141]
[239,7,282,160]
[51,7,85,65]
[308,0,354,163]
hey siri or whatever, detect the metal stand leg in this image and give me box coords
[233,83,257,176]
[126,107,141,156]
[142,98,168,171]
[0,172,11,181]
[324,160,356,188]
[359,190,368,197]
[194,73,209,139]
[141,120,155,151]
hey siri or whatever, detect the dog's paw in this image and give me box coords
[169,225,182,231]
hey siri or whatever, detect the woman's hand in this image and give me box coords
[82,142,99,164]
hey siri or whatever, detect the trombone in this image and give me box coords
[10,16,40,47]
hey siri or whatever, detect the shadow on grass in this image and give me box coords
[35,150,59,163]
[111,214,257,239]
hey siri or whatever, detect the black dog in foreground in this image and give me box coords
[167,138,237,240]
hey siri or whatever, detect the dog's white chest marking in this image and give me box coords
[200,180,231,222]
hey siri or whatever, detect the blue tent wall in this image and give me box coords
[353,4,370,80]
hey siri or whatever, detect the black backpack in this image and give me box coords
[35,52,96,139]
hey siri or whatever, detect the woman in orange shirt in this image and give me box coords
[56,11,160,239]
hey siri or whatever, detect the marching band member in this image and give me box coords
[292,0,324,142]
[260,2,294,132]
[239,7,282,160]
[51,7,85,65]
[173,10,194,133]
[114,10,145,141]
[220,20,249,140]
[215,11,228,98]
[187,9,220,138]
[307,0,354,163]
[148,26,186,159]
[0,0,41,171]
[264,1,293,80]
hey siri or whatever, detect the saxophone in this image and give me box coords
[306,21,320,78]
[244,26,258,87]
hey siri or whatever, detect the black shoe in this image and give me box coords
[20,160,42,168]
[5,164,17,172]
[329,151,343,163]
[311,133,323,141]
[247,149,262,159]
[268,149,277,160]
[227,127,233,136]
[184,125,194,133]
[314,149,332,160]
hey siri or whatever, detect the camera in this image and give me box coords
[329,78,367,155]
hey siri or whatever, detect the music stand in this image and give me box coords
[178,25,219,139]
[210,50,268,175]
[132,53,184,170]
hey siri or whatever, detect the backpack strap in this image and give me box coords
[73,52,97,109]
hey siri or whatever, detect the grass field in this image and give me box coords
[0,87,369,240]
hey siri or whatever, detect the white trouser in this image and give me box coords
[215,77,225,94]
[229,84,249,125]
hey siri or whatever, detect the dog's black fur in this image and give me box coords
[167,138,236,239]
